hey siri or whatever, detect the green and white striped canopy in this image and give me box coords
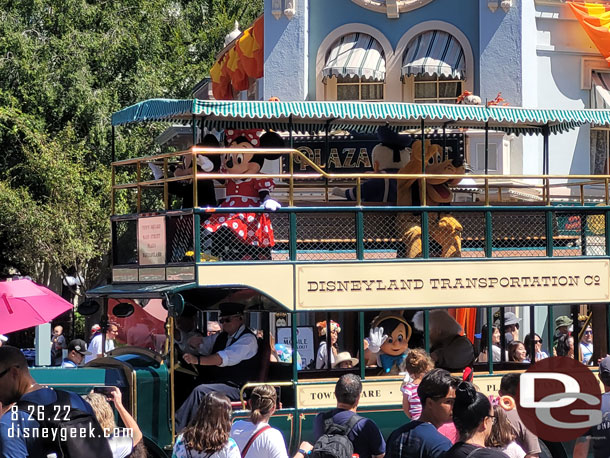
[111,98,610,135]
[323,33,386,81]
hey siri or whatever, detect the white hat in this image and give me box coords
[332,352,358,368]
[0,335,8,342]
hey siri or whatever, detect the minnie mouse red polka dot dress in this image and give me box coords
[204,178,275,247]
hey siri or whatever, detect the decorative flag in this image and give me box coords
[568,2,610,63]
[226,47,249,91]
[210,55,232,100]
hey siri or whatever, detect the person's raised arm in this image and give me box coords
[108,387,142,446]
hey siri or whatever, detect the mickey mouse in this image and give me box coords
[203,129,284,260]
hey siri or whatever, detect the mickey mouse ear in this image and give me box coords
[198,134,219,147]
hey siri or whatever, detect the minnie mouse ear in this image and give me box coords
[259,132,285,148]
[258,132,285,161]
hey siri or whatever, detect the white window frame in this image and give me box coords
[325,75,385,101]
[402,75,463,103]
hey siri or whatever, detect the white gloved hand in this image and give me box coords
[197,155,214,172]
[262,198,282,211]
[332,187,347,198]
[367,327,387,354]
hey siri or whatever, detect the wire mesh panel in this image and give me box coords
[394,212,422,258]
[295,212,356,260]
[363,212,400,260]
[167,214,194,263]
[113,219,138,265]
[198,210,278,261]
[492,211,546,257]
[269,213,290,261]
[553,211,607,257]
[458,212,486,258]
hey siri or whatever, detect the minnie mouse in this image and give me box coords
[203,129,284,260]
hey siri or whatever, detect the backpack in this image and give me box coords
[311,413,363,458]
[17,389,113,458]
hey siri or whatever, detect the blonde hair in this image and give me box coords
[249,385,277,424]
[83,393,116,430]
[404,349,434,378]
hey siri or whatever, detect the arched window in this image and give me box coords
[322,33,386,101]
[401,30,465,103]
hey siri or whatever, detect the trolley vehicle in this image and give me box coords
[31,99,610,457]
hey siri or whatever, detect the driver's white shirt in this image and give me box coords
[85,334,115,364]
[197,324,257,367]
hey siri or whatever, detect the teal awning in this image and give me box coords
[111,99,610,135]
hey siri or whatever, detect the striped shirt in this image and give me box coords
[401,382,422,420]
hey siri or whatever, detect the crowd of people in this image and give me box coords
[0,304,606,458]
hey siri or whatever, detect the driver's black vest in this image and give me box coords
[208,327,260,387]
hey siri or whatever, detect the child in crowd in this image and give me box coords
[401,349,434,420]
[486,404,526,458]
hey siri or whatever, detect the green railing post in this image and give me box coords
[545,210,554,257]
[289,212,297,261]
[547,305,554,356]
[291,313,298,383]
[605,210,610,256]
[485,211,492,258]
[424,310,430,353]
[359,311,365,380]
[356,211,364,260]
[194,213,201,263]
[487,307,493,375]
[422,210,430,259]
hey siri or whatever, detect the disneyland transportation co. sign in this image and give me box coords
[197,259,610,311]
[295,259,609,309]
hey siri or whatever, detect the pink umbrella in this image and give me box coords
[0,279,74,334]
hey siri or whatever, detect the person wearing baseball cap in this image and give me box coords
[573,355,610,458]
[175,302,260,431]
[495,311,521,345]
[552,315,573,356]
[61,339,92,368]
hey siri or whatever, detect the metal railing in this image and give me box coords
[111,147,610,214]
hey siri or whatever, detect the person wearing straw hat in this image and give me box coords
[333,352,358,369]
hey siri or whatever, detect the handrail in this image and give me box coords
[111,147,610,211]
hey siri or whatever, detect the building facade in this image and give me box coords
[237,0,607,181]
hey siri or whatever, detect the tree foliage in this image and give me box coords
[0,0,262,289]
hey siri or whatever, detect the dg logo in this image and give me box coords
[516,356,603,441]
